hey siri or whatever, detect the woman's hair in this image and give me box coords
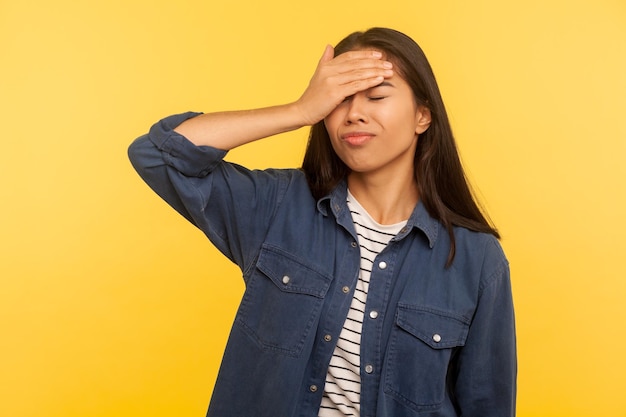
[301,27,499,266]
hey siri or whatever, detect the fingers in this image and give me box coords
[317,47,392,72]
[338,74,387,97]
[323,49,393,88]
[328,58,393,98]
[333,66,392,86]
[330,50,391,73]
[295,46,395,125]
[319,44,335,64]
[333,49,383,62]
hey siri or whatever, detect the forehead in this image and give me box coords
[345,47,405,73]
[346,46,389,58]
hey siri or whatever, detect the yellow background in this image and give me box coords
[1,0,625,416]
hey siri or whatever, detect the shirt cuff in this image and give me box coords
[148,112,228,177]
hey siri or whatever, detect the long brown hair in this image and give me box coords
[301,27,499,266]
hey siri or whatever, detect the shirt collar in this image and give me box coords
[316,180,439,249]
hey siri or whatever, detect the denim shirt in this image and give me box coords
[128,112,516,417]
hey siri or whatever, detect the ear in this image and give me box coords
[415,106,432,135]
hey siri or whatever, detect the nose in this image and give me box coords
[344,94,368,125]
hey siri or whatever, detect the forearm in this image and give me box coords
[173,47,394,150]
[173,102,307,150]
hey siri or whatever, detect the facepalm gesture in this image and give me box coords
[295,45,394,126]
[172,43,394,150]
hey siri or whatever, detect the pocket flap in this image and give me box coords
[395,304,470,349]
[256,244,333,298]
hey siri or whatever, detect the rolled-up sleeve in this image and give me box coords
[142,111,227,177]
[128,112,292,271]
[128,112,224,225]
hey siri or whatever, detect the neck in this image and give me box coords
[347,171,418,225]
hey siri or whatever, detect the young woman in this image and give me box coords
[129,27,516,417]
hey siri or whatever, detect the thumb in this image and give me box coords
[319,44,335,63]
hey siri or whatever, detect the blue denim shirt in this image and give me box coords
[128,112,516,417]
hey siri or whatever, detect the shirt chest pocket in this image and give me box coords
[235,244,333,357]
[384,304,470,412]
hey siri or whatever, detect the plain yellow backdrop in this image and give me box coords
[1,0,625,416]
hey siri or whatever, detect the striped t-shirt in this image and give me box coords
[318,191,407,417]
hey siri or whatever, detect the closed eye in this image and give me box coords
[368,96,386,101]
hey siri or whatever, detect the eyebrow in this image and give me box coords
[374,81,395,88]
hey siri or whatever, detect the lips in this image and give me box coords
[341,131,375,146]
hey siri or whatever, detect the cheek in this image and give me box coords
[323,108,344,136]
[393,109,421,135]
[323,118,343,156]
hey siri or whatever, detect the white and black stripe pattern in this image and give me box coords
[318,191,406,417]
